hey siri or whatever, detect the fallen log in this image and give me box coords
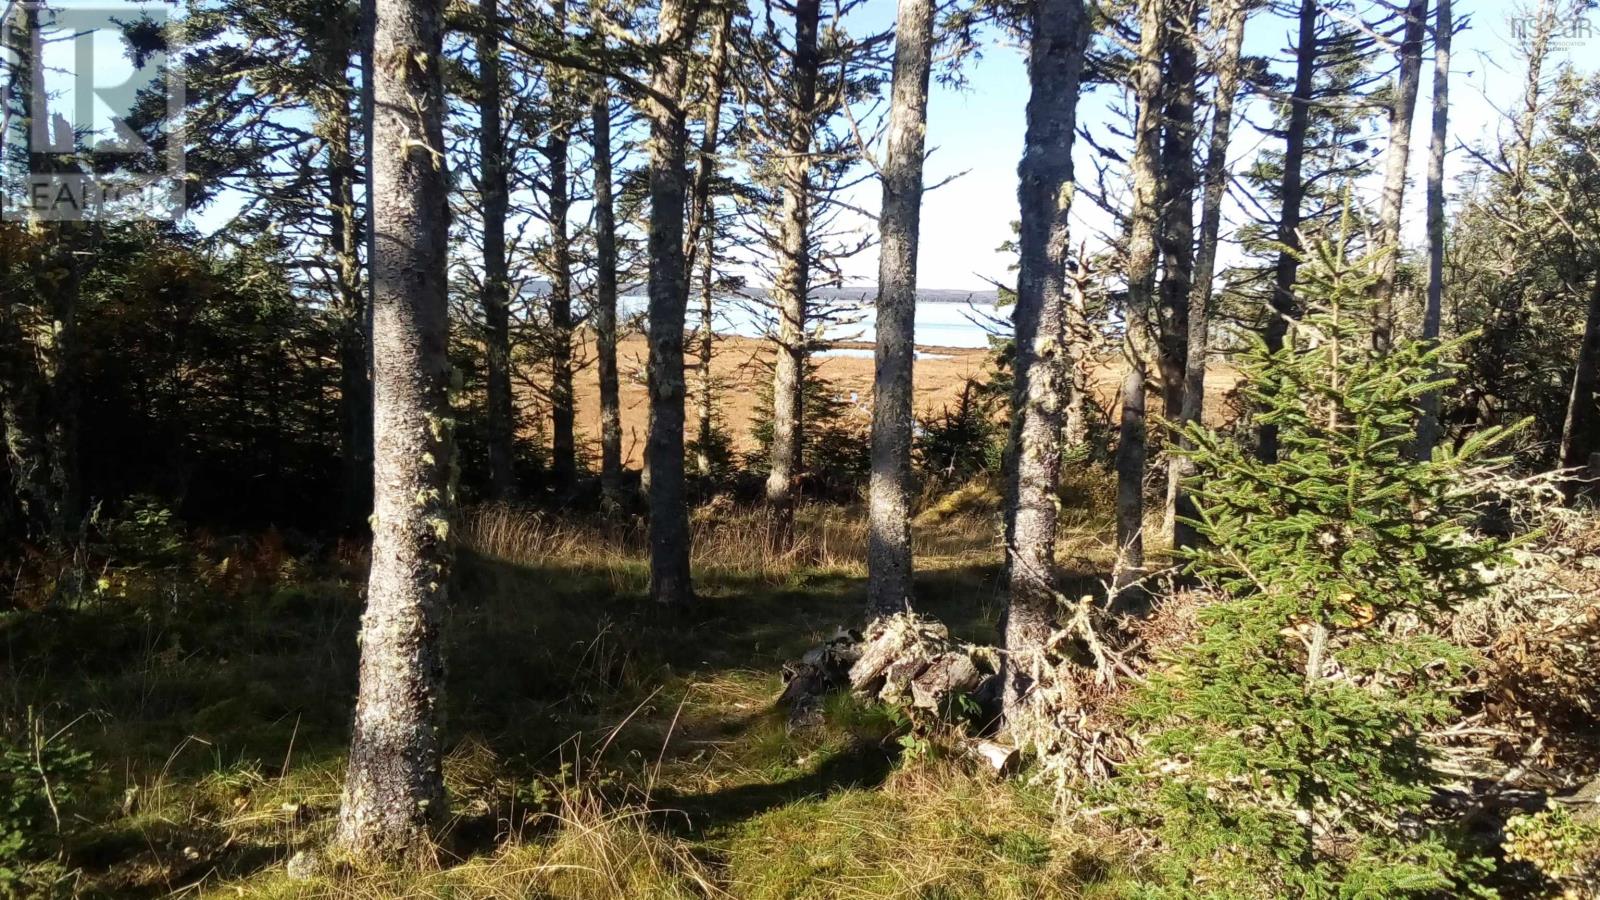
[848,615,951,696]
[909,652,983,712]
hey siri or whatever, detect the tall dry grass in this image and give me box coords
[223,786,722,899]
[459,495,1004,585]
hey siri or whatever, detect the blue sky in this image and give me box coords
[19,0,1597,291]
[834,0,1599,290]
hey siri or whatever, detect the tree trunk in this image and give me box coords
[0,417,13,547]
[1260,0,1318,463]
[0,310,54,542]
[593,81,623,507]
[1155,0,1197,423]
[1415,0,1451,459]
[1514,0,1556,196]
[0,16,22,547]
[1115,356,1147,581]
[1371,0,1427,353]
[361,0,377,411]
[685,5,732,478]
[547,0,576,485]
[867,0,934,618]
[1480,0,1557,430]
[51,221,83,539]
[479,0,515,500]
[1003,0,1090,723]
[764,0,821,544]
[1168,0,1245,551]
[317,15,373,528]
[1063,252,1094,451]
[29,0,84,544]
[1114,0,1163,586]
[0,8,49,542]
[1561,277,1600,476]
[337,0,453,862]
[695,229,717,476]
[684,4,732,276]
[0,2,75,545]
[329,89,375,525]
[644,0,702,606]
[44,245,81,543]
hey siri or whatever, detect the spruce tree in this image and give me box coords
[1122,229,1521,898]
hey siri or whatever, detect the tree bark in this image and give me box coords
[644,0,702,606]
[764,0,821,544]
[867,0,934,617]
[361,0,377,419]
[1415,0,1451,459]
[1260,0,1318,463]
[1561,277,1600,476]
[1169,0,1245,551]
[1003,0,1090,723]
[593,81,623,507]
[1155,0,1197,423]
[1371,0,1428,353]
[337,0,453,862]
[547,0,576,485]
[1115,0,1163,586]
[479,0,515,500]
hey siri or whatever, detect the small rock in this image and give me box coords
[285,849,322,881]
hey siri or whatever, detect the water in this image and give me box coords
[816,347,953,360]
[619,292,1007,350]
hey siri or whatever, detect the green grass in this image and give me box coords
[1,501,1128,898]
[719,763,1129,900]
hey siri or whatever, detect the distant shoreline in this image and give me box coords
[524,281,1005,306]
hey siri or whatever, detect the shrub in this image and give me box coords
[916,376,1005,486]
[687,418,740,485]
[102,496,187,566]
[1503,807,1600,895]
[1,716,93,898]
[748,365,871,500]
[1119,235,1520,898]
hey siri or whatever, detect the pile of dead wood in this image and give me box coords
[779,613,1000,716]
[777,613,1019,768]
[775,592,1168,788]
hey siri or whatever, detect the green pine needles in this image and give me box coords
[1121,232,1522,898]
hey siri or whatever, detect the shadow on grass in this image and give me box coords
[649,737,902,840]
[1,535,1119,894]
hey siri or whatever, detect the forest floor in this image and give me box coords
[2,478,1137,899]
